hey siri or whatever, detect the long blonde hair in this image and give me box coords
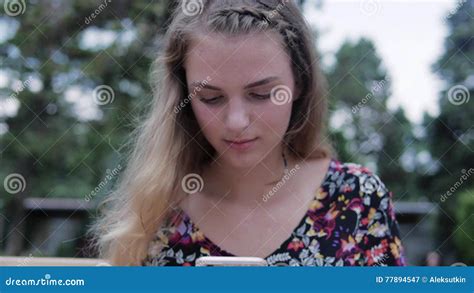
[91,0,332,265]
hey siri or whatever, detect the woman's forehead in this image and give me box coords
[184,32,292,86]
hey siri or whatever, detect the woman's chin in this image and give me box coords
[219,152,260,170]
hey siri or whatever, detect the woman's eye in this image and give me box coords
[199,96,223,104]
[249,93,271,100]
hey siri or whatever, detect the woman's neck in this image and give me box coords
[202,146,297,207]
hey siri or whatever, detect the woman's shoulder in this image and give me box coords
[320,158,394,211]
[327,158,389,193]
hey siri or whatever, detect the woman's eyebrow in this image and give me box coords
[243,76,279,89]
[189,76,279,90]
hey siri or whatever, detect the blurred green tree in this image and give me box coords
[0,0,173,255]
[421,0,474,262]
[325,38,417,200]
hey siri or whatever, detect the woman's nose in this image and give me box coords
[225,98,250,132]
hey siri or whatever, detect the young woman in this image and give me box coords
[92,0,406,266]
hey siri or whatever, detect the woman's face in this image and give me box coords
[184,31,297,169]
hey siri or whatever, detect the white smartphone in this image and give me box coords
[195,256,268,266]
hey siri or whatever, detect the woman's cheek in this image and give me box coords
[192,105,222,143]
[191,102,213,128]
[260,105,293,137]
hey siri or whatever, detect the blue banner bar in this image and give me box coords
[1,267,473,292]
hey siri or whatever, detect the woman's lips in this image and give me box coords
[224,137,258,151]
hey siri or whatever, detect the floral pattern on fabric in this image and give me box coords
[143,159,406,266]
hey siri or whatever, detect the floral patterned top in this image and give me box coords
[143,159,406,266]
